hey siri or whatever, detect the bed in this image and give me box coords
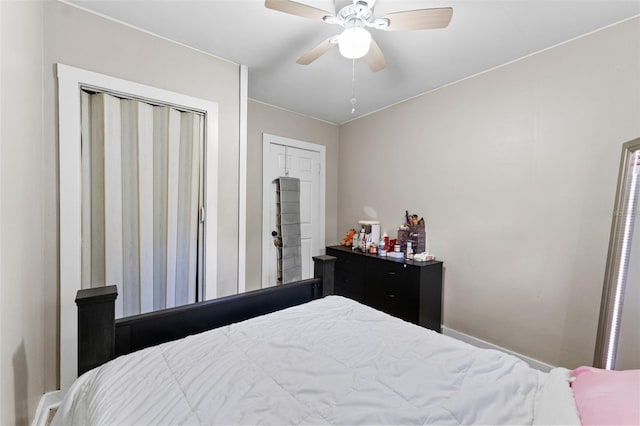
[53,256,637,425]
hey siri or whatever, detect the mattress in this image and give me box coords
[53,296,580,425]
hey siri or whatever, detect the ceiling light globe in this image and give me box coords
[338,27,371,59]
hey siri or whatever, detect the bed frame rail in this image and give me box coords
[76,255,336,376]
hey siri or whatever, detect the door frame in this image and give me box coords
[261,133,326,288]
[58,64,218,391]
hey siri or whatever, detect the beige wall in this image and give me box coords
[246,101,339,291]
[2,1,241,424]
[1,2,46,425]
[338,17,640,368]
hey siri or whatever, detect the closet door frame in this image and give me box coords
[57,63,219,391]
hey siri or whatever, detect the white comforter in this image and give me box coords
[53,296,579,425]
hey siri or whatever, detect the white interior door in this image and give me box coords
[262,134,325,287]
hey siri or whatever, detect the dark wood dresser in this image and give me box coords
[326,245,443,332]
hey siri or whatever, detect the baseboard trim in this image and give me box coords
[442,326,555,373]
[32,390,62,426]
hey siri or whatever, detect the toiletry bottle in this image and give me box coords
[378,239,387,256]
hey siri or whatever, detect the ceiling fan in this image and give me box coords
[265,0,453,72]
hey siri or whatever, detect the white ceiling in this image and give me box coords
[67,0,640,124]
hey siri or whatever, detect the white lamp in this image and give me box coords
[338,26,372,59]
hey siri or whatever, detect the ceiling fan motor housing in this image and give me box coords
[337,1,373,27]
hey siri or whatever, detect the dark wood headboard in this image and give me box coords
[75,255,336,377]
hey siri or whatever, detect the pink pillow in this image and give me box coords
[571,366,640,425]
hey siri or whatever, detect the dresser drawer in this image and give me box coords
[328,248,365,301]
[326,246,442,332]
[366,261,411,286]
[364,262,419,323]
[336,268,365,300]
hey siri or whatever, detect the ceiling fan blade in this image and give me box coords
[381,7,453,31]
[296,37,337,65]
[367,39,386,72]
[265,0,332,22]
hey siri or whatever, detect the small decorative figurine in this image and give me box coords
[341,228,356,247]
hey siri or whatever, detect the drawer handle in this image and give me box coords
[386,271,397,276]
[385,292,396,298]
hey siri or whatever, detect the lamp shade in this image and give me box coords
[338,27,372,59]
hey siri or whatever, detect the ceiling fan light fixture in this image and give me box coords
[338,26,371,59]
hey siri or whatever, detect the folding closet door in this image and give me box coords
[81,91,204,318]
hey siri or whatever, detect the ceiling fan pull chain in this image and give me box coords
[350,58,357,114]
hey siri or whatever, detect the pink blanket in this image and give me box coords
[571,366,640,426]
